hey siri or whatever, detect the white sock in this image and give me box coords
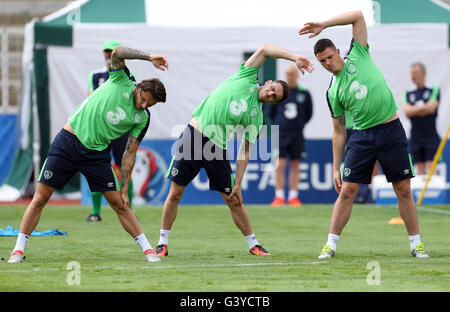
[158,229,170,246]
[326,233,340,251]
[275,189,285,199]
[134,233,153,254]
[409,234,422,250]
[245,233,259,249]
[13,233,29,253]
[288,190,298,200]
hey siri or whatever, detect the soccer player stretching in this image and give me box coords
[8,46,168,263]
[299,10,429,258]
[156,44,314,257]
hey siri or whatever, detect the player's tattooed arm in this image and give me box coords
[337,114,346,127]
[110,46,169,71]
[120,135,141,208]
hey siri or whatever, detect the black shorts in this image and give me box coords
[343,118,415,184]
[278,130,304,160]
[38,129,120,192]
[409,138,440,163]
[166,125,234,194]
[109,131,130,166]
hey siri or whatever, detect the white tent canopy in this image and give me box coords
[144,0,376,27]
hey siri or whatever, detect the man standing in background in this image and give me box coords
[270,65,313,207]
[403,62,440,175]
[85,40,136,222]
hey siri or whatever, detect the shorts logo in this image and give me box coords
[107,182,114,188]
[171,167,179,177]
[403,169,410,175]
[224,187,231,193]
[43,170,53,180]
[133,112,142,124]
[344,168,351,177]
[229,99,248,116]
[346,63,357,74]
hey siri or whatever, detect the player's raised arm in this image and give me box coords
[299,10,368,47]
[245,44,314,75]
[110,46,169,71]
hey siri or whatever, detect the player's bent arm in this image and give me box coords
[245,44,314,74]
[120,135,140,197]
[404,101,438,118]
[111,46,168,71]
[403,103,416,118]
[300,10,367,47]
[424,100,438,115]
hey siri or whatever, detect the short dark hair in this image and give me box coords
[411,62,426,74]
[137,78,166,103]
[275,80,290,102]
[314,38,336,55]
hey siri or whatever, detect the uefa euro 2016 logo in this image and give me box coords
[132,148,169,205]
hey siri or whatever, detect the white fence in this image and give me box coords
[0,27,24,113]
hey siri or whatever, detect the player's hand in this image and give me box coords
[333,170,342,194]
[228,185,244,208]
[121,192,130,210]
[298,22,325,38]
[149,54,169,71]
[295,55,315,74]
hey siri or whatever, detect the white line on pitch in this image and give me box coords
[417,206,450,215]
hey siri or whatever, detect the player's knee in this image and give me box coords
[224,196,240,209]
[167,190,183,203]
[32,192,50,207]
[340,184,359,200]
[393,181,412,199]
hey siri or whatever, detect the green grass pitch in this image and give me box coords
[0,203,449,292]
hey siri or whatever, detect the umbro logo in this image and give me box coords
[107,182,114,188]
[124,93,130,100]
[403,169,410,175]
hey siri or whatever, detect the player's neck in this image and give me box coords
[415,82,426,90]
[333,59,346,76]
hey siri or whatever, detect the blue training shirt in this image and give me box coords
[269,85,313,132]
[404,85,440,141]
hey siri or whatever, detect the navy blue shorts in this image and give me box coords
[166,125,234,194]
[343,118,415,184]
[278,130,304,160]
[109,131,130,166]
[38,129,120,192]
[409,138,440,163]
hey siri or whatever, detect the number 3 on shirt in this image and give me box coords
[349,80,367,100]
[106,107,127,125]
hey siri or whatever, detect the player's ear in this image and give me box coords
[336,48,341,56]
